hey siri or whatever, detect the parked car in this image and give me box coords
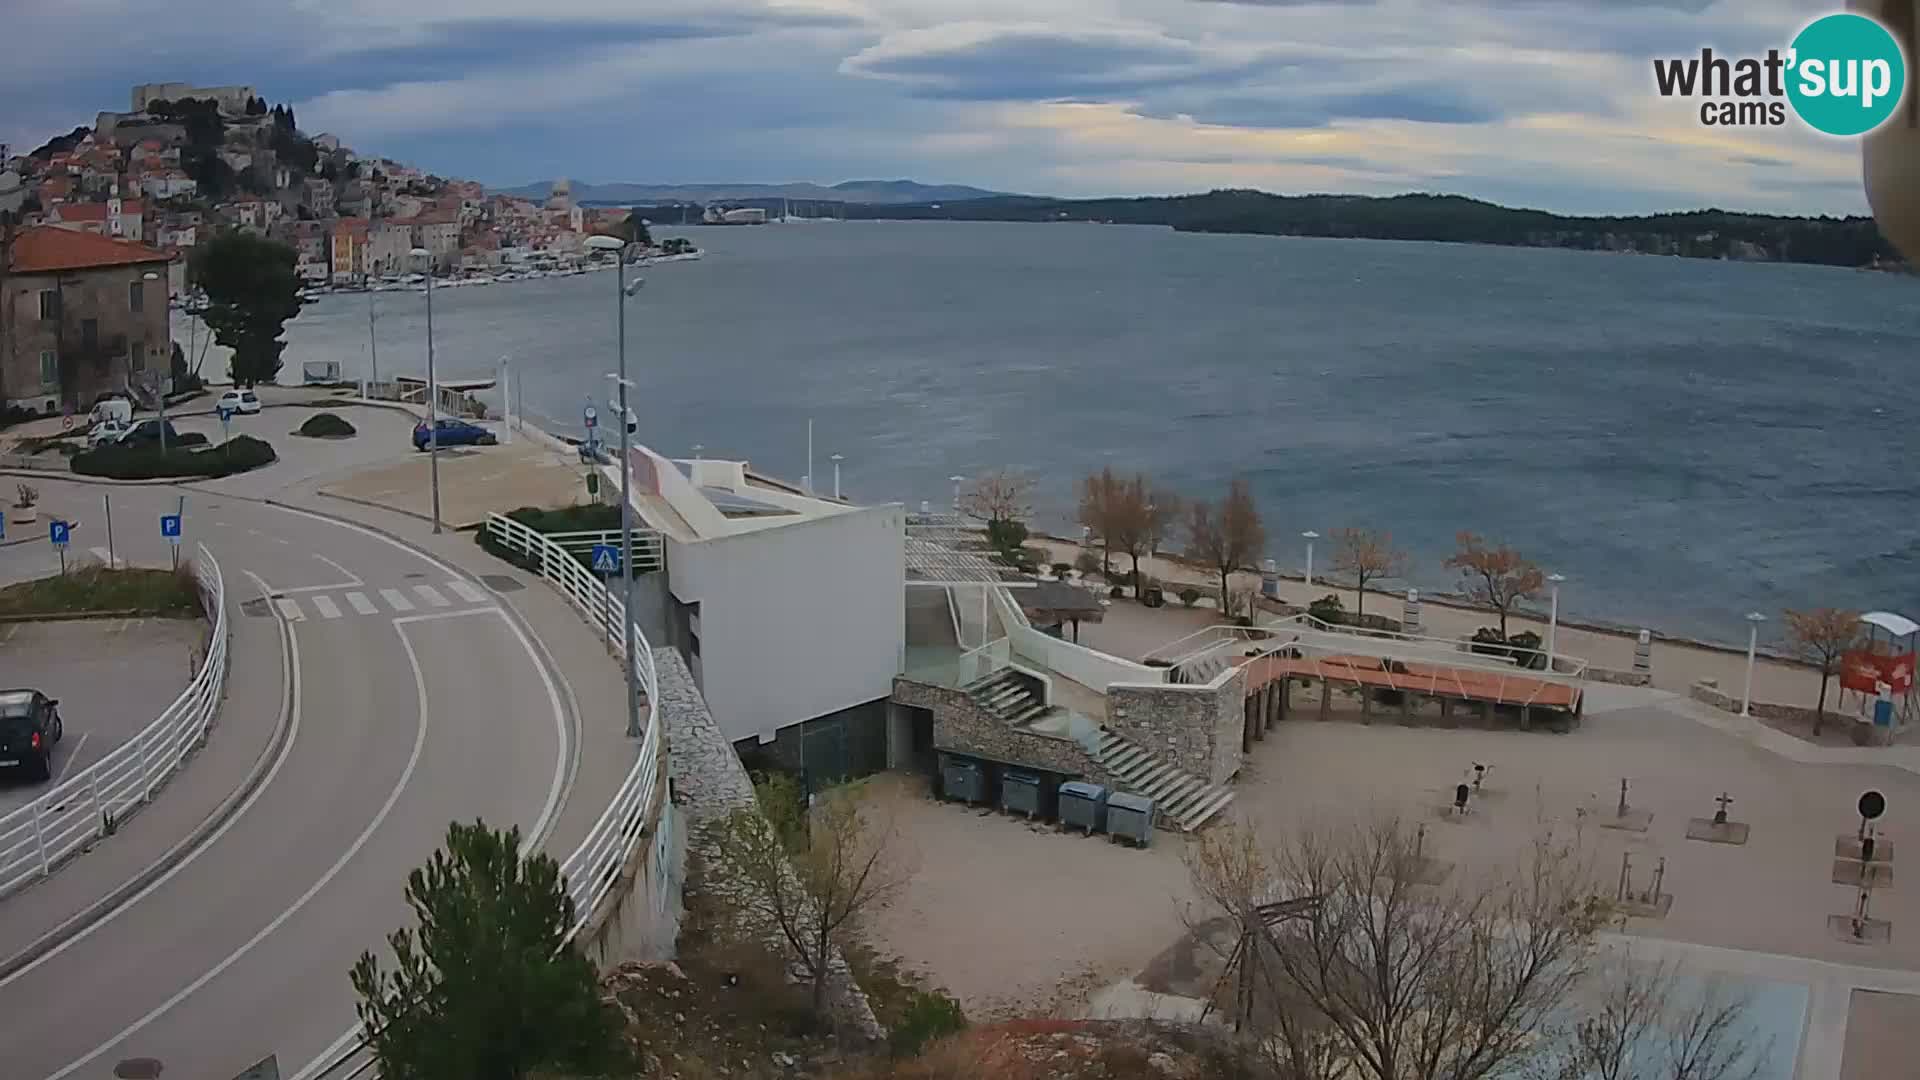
[88,396,133,427]
[413,418,497,450]
[217,389,262,415]
[116,419,183,448]
[87,418,131,447]
[0,689,64,782]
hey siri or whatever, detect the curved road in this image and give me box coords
[0,482,574,1080]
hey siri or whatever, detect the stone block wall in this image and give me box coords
[892,676,1103,780]
[1587,666,1653,688]
[1107,666,1247,787]
[1689,678,1823,727]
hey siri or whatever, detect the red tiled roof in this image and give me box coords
[8,226,173,273]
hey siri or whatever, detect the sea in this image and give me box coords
[269,219,1920,647]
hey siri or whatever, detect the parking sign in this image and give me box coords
[49,520,70,546]
[161,514,182,543]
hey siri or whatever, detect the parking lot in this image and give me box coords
[0,618,207,814]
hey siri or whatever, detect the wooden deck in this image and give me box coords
[1236,652,1581,712]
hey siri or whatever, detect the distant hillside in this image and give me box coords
[845,190,1901,269]
[496,179,1011,205]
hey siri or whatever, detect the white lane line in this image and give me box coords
[279,581,362,594]
[312,552,362,586]
[344,591,378,616]
[51,732,91,783]
[0,568,302,989]
[446,579,487,604]
[411,583,451,608]
[47,604,432,1080]
[273,598,305,622]
[309,595,342,620]
[378,588,414,612]
[392,607,500,626]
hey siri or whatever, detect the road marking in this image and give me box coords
[312,552,362,585]
[378,587,414,612]
[412,583,451,608]
[51,732,91,784]
[1,625,15,643]
[344,591,378,616]
[273,597,304,621]
[446,579,487,604]
[309,595,342,620]
[47,603,432,1080]
[0,569,302,990]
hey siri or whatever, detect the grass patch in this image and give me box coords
[0,565,203,618]
[294,412,357,438]
[72,435,276,480]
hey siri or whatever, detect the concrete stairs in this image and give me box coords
[965,670,1054,728]
[1172,653,1230,685]
[1092,730,1235,832]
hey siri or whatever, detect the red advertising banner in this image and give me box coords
[1841,649,1916,694]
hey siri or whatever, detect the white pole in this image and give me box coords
[1742,612,1765,717]
[501,356,513,444]
[1303,531,1319,589]
[831,453,843,500]
[806,418,814,494]
[950,475,964,513]
[1546,572,1565,669]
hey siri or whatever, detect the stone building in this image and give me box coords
[1,226,173,412]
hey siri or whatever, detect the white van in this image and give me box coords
[89,396,132,427]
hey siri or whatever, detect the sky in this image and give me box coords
[0,0,1880,215]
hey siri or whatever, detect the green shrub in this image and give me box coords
[985,518,1028,557]
[295,412,357,438]
[1179,587,1201,607]
[1308,594,1346,625]
[72,435,276,479]
[890,990,967,1057]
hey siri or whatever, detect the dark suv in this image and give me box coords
[0,690,64,782]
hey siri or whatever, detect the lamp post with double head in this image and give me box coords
[410,247,441,533]
[587,233,646,739]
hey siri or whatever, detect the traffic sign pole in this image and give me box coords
[103,493,115,570]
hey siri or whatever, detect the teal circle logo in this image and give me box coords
[1786,13,1907,136]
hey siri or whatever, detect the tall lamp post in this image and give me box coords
[1302,530,1319,589]
[949,475,964,514]
[410,247,442,533]
[586,233,645,739]
[1545,572,1566,669]
[1742,612,1767,717]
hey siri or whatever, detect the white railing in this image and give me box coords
[957,637,1011,685]
[318,518,674,1080]
[540,528,664,574]
[0,544,228,898]
[484,513,657,703]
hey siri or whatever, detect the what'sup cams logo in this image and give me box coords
[1653,11,1907,136]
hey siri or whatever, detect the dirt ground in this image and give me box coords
[860,773,1199,1021]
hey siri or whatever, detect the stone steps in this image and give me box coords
[1093,730,1234,832]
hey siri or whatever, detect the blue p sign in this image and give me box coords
[161,514,182,541]
[49,521,70,546]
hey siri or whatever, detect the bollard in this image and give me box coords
[1633,630,1652,675]
[1404,588,1421,633]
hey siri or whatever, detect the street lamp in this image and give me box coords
[1742,612,1767,718]
[586,233,645,740]
[1546,573,1566,669]
[410,247,442,533]
[1302,530,1319,588]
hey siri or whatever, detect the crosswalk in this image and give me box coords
[270,580,493,622]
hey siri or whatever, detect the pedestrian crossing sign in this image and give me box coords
[591,544,620,574]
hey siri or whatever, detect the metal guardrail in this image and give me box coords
[484,513,658,703]
[311,516,672,1080]
[0,544,227,898]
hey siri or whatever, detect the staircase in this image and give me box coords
[1172,653,1231,685]
[964,670,1053,727]
[1092,730,1235,832]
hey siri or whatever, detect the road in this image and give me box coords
[0,479,575,1080]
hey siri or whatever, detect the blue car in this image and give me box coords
[413,418,497,451]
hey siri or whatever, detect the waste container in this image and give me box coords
[1001,769,1043,819]
[1059,781,1108,834]
[941,755,986,805]
[1106,792,1156,847]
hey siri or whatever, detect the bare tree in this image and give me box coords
[1186,815,1608,1080]
[1187,479,1266,619]
[1077,467,1151,581]
[959,468,1033,527]
[1077,466,1123,574]
[710,779,911,1015]
[1549,948,1768,1080]
[1445,531,1546,640]
[1781,607,1861,735]
[1330,528,1408,624]
[1147,488,1182,560]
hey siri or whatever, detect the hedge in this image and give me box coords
[295,412,357,438]
[72,435,277,479]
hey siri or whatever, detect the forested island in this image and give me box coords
[846,190,1901,270]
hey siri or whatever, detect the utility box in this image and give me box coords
[1001,769,1043,819]
[1059,781,1109,834]
[941,755,987,806]
[1106,792,1156,847]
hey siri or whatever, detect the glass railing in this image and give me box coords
[901,638,1010,690]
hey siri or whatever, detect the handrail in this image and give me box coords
[313,516,673,1080]
[0,544,228,898]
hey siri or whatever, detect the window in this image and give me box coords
[129,279,144,313]
[130,342,145,371]
[38,290,59,320]
[39,351,57,387]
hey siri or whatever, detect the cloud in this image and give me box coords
[841,22,1264,99]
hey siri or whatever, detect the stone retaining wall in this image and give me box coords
[892,676,1106,782]
[1587,666,1653,688]
[1108,666,1247,786]
[1689,677,1821,727]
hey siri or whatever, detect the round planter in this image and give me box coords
[10,507,38,527]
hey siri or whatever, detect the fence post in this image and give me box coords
[89,769,105,838]
[137,722,153,801]
[30,803,50,876]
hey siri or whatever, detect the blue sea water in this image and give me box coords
[282,220,1920,646]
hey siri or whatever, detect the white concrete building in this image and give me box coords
[609,444,905,772]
